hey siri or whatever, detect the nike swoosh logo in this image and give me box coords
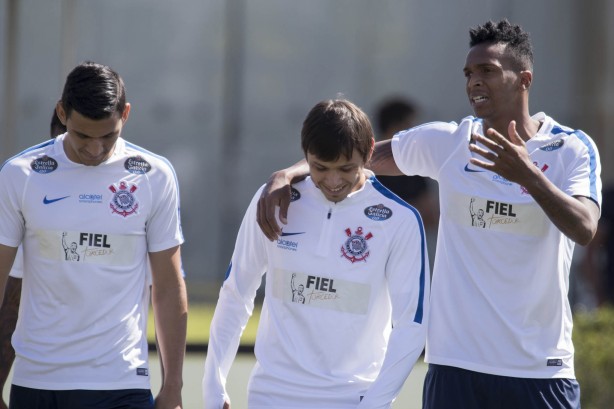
[280,232,305,237]
[43,195,70,204]
[464,164,485,173]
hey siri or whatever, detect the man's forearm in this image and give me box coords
[524,171,599,245]
[368,140,403,176]
[0,278,21,390]
[153,280,188,388]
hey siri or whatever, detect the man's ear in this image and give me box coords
[368,138,375,160]
[121,103,131,123]
[56,102,67,125]
[519,70,533,90]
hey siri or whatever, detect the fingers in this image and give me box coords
[468,139,499,163]
[256,194,281,242]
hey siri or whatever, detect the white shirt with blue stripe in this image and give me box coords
[203,174,429,409]
[392,112,602,379]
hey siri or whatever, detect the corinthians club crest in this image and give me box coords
[109,181,139,217]
[341,227,373,263]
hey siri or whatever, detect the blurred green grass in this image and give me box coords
[147,303,261,345]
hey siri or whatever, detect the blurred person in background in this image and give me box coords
[0,110,66,409]
[582,185,614,307]
[373,96,439,271]
[257,19,601,409]
[0,62,187,409]
[203,98,429,409]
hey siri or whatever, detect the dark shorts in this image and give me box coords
[423,364,580,409]
[9,385,154,409]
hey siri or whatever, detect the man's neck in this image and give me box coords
[482,114,541,142]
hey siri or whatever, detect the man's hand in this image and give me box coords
[223,401,230,409]
[468,121,537,186]
[256,170,293,241]
[154,386,182,409]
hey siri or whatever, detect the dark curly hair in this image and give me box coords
[469,19,533,71]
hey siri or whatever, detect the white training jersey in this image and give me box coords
[0,133,183,390]
[8,246,23,279]
[391,113,602,379]
[203,175,429,409]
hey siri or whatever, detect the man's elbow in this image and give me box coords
[573,223,598,247]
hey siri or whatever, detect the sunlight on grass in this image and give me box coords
[147,303,261,345]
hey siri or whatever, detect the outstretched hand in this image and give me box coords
[257,170,292,241]
[468,120,537,186]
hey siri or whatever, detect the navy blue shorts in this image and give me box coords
[423,364,580,409]
[9,385,154,409]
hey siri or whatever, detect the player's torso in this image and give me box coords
[265,181,402,313]
[21,152,155,267]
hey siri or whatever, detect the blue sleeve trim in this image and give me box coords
[0,139,57,171]
[370,176,427,324]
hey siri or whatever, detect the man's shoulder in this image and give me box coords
[364,178,422,222]
[120,140,177,176]
[403,116,475,141]
[1,139,58,172]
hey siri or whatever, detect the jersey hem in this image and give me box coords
[11,377,151,391]
[425,356,575,379]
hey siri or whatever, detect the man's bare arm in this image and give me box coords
[150,246,187,409]
[0,277,21,409]
[368,140,403,176]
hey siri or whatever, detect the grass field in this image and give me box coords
[147,303,261,345]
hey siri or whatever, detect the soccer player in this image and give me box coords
[257,20,601,409]
[203,99,429,409]
[0,62,187,409]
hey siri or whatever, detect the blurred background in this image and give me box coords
[1,0,613,307]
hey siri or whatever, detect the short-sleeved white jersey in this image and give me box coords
[203,175,429,409]
[0,133,183,390]
[8,246,23,279]
[392,113,602,379]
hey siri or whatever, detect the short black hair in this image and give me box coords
[301,99,374,163]
[60,61,127,120]
[469,19,533,70]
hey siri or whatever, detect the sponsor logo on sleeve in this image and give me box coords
[124,156,152,174]
[31,155,58,174]
[364,204,393,221]
[290,187,301,202]
[539,139,564,151]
